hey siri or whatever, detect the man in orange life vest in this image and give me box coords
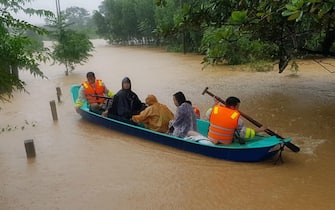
[207,96,266,145]
[75,72,113,114]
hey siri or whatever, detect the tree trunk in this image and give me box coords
[322,17,335,56]
[65,63,69,76]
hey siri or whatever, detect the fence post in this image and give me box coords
[24,139,36,158]
[56,87,62,103]
[50,100,58,121]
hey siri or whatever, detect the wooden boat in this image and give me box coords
[71,84,292,162]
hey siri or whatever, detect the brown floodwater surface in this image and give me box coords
[1,40,334,210]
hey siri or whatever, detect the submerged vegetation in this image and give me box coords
[0,120,37,135]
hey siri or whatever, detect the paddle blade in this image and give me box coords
[284,142,300,152]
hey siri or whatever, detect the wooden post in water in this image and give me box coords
[24,139,36,158]
[50,100,58,121]
[56,87,62,103]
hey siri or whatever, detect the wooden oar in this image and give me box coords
[88,94,113,100]
[202,87,300,153]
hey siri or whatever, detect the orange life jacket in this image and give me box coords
[208,105,240,144]
[82,80,105,104]
[193,106,200,119]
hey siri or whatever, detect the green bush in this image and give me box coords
[200,26,278,66]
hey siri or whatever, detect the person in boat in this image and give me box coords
[103,77,146,123]
[186,100,201,119]
[169,91,198,138]
[75,72,114,114]
[206,96,266,144]
[131,94,174,133]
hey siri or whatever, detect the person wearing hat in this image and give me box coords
[75,72,113,114]
[132,94,174,133]
[103,77,145,123]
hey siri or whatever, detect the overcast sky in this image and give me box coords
[15,0,104,25]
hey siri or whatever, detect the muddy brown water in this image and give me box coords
[1,40,334,210]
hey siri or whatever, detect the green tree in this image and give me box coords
[95,0,156,45]
[134,0,156,44]
[283,0,335,56]
[94,0,125,43]
[45,5,94,76]
[170,1,280,67]
[63,6,90,30]
[176,0,335,72]
[93,10,111,39]
[0,0,53,102]
[62,6,97,38]
[52,29,94,75]
[94,0,335,73]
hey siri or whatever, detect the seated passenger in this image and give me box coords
[103,77,145,123]
[207,96,266,144]
[169,91,198,138]
[75,72,113,114]
[186,100,201,119]
[132,94,174,133]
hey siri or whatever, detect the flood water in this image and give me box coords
[1,40,334,210]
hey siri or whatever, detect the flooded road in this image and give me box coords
[1,40,334,210]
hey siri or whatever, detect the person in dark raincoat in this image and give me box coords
[103,77,145,123]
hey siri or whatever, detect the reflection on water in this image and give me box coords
[0,39,334,210]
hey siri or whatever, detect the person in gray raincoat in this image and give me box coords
[169,91,198,138]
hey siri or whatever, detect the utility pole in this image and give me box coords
[180,0,186,54]
[55,0,61,17]
[55,0,61,26]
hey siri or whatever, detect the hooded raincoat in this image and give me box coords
[132,95,174,133]
[108,77,144,121]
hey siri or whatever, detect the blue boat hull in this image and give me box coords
[71,85,290,162]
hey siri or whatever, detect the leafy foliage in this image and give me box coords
[201,26,277,65]
[52,29,94,75]
[62,7,98,38]
[282,0,335,55]
[94,0,157,45]
[93,0,335,73]
[47,9,94,75]
[0,0,53,102]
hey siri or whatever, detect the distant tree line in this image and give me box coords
[92,0,335,73]
[2,0,335,104]
[45,6,98,39]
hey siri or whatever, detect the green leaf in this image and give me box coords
[292,0,305,9]
[319,3,333,16]
[229,10,247,24]
[285,4,298,11]
[282,10,300,17]
[296,10,304,22]
[231,11,247,21]
[288,12,301,21]
[307,0,322,3]
[256,12,264,17]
